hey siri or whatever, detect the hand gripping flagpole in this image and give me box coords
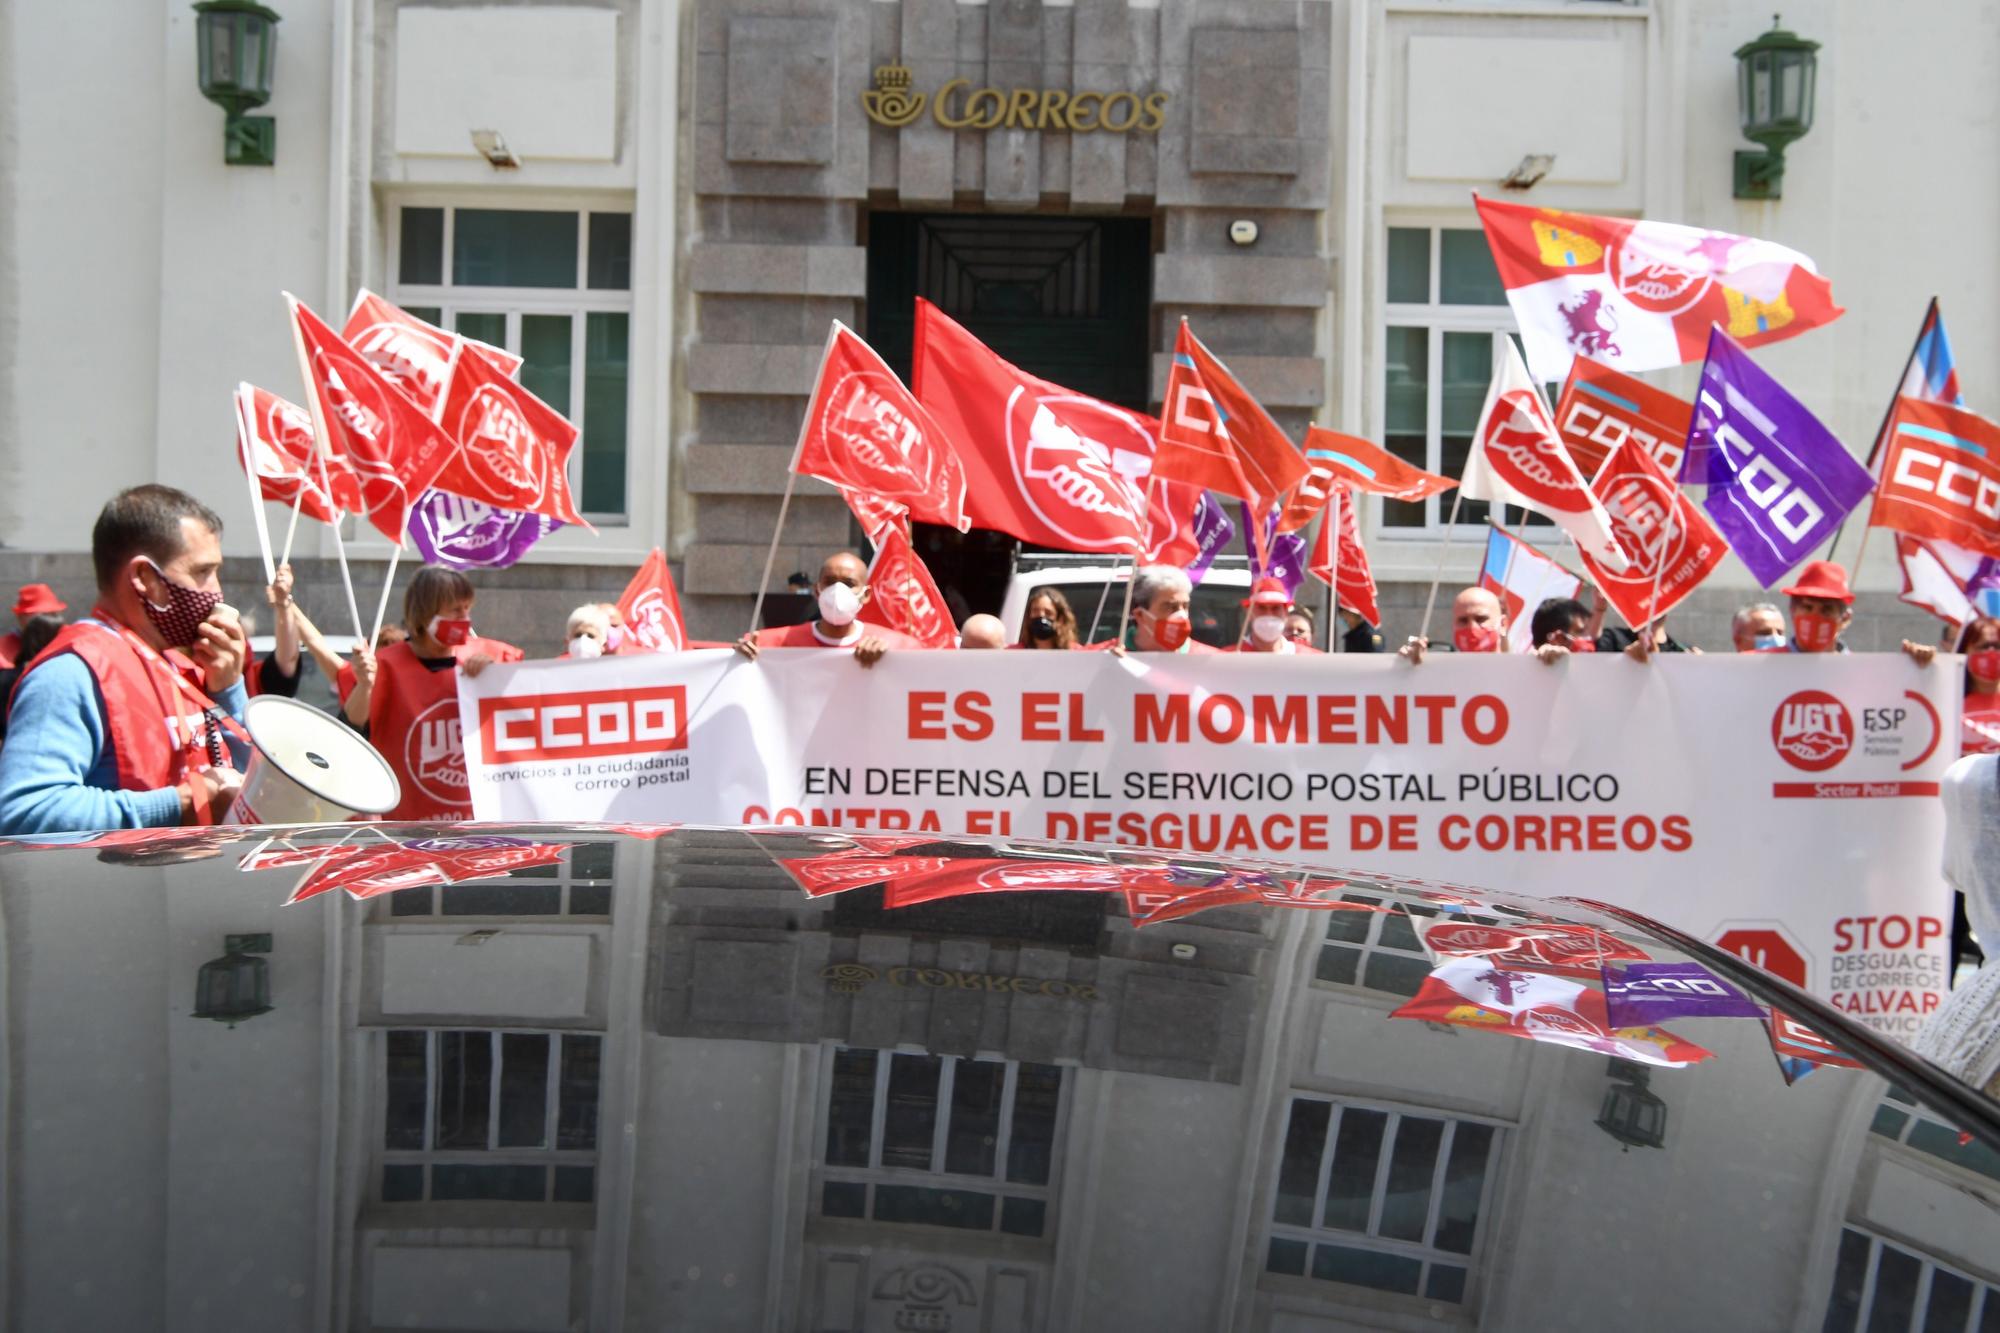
[284,292,369,647]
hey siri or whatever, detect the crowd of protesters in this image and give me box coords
[0,485,1994,837]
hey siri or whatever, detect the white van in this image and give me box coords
[996,555,1256,649]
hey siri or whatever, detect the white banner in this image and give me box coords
[460,649,1960,1038]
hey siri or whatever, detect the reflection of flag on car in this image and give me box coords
[1418,918,1649,979]
[251,833,572,903]
[1479,527,1583,654]
[1391,957,1713,1068]
[1462,338,1630,570]
[797,321,969,533]
[613,547,689,653]
[1474,195,1842,383]
[1766,1009,1865,1084]
[1680,329,1875,587]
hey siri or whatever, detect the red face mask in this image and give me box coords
[1454,623,1502,654]
[431,617,474,647]
[1792,611,1840,652]
[1969,649,2000,682]
[1144,611,1192,651]
[1560,632,1597,653]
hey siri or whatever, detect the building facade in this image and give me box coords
[2,0,1994,651]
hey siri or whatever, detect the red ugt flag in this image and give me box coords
[287,294,459,543]
[797,322,970,533]
[614,547,689,652]
[1868,397,2000,557]
[434,338,590,528]
[857,525,957,649]
[235,383,342,523]
[1308,485,1380,626]
[343,290,521,420]
[913,299,1152,555]
[1580,437,1726,627]
[1158,321,1309,516]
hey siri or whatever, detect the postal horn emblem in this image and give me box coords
[862,65,926,128]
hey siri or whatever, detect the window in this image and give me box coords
[1382,225,1548,534]
[818,1048,1065,1239]
[1317,896,1500,998]
[1267,1097,1501,1306]
[380,1029,601,1204]
[393,204,633,520]
[1822,1226,1999,1333]
[1871,1087,2000,1187]
[385,841,616,918]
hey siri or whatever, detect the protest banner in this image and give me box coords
[458,652,1958,1039]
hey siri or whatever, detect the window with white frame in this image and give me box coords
[384,841,616,919]
[381,1029,601,1205]
[1267,1097,1501,1306]
[818,1048,1065,1239]
[1871,1086,2000,1188]
[1382,225,1551,534]
[1822,1226,1999,1333]
[1317,896,1501,998]
[392,204,633,521]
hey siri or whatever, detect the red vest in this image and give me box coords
[370,637,521,820]
[751,622,926,649]
[0,632,19,671]
[19,614,224,795]
[1227,640,1324,654]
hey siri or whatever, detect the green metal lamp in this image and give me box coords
[193,0,280,166]
[1733,15,1818,200]
[192,933,274,1026]
[1595,1059,1669,1151]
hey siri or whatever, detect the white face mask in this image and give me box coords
[569,634,603,659]
[1250,614,1287,644]
[818,582,862,627]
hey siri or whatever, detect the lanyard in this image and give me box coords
[93,609,252,756]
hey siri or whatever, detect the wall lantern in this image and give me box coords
[193,0,280,166]
[1595,1059,1668,1151]
[193,933,274,1026]
[1733,15,1818,200]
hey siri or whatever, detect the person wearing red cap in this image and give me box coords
[1233,578,1322,654]
[0,584,67,670]
[1780,560,1937,664]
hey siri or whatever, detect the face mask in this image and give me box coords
[1454,623,1501,654]
[1792,611,1840,652]
[1143,610,1192,651]
[1563,635,1597,654]
[430,617,473,647]
[1751,631,1786,652]
[140,560,224,649]
[1969,649,2000,682]
[605,625,625,652]
[1250,615,1287,644]
[1028,616,1057,643]
[818,582,862,627]
[569,635,603,660]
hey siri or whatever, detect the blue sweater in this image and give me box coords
[0,650,249,835]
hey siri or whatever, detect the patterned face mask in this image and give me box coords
[141,560,223,649]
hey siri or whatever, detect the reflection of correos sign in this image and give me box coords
[862,64,1167,134]
[819,962,1100,1001]
[1004,387,1151,552]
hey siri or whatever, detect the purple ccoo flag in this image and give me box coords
[408,490,561,570]
[1679,329,1875,587]
[1602,962,1764,1029]
[1186,492,1236,584]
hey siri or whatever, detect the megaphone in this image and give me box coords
[226,695,401,825]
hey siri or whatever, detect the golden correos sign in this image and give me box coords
[862,65,1167,134]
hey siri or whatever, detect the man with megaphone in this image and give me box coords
[0,486,250,834]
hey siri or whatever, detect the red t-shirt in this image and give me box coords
[1227,640,1325,655]
[1085,638,1220,654]
[750,623,928,650]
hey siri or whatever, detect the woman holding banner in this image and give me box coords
[367,566,521,821]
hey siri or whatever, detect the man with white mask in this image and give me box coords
[1231,577,1321,654]
[734,551,922,666]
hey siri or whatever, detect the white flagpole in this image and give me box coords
[284,292,369,646]
[1326,487,1342,646]
[1116,475,1159,643]
[1417,486,1467,644]
[235,384,278,583]
[368,544,402,648]
[279,488,308,568]
[749,322,840,638]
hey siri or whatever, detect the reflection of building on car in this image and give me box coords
[3,823,1992,1329]
[999,553,1258,649]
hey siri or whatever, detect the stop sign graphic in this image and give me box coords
[1712,923,1809,989]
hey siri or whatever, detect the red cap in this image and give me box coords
[1241,577,1292,608]
[13,583,65,617]
[1781,560,1854,604]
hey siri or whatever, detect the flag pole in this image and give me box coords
[285,292,369,646]
[368,543,401,648]
[1116,476,1158,643]
[279,488,308,568]
[235,387,278,584]
[1417,486,1467,644]
[748,322,839,638]
[1824,296,1936,564]
[1325,487,1341,648]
